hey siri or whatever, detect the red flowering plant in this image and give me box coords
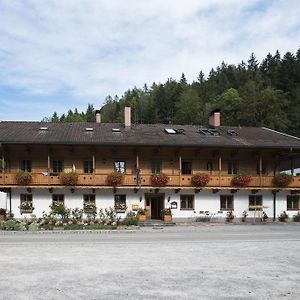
[273,173,293,187]
[106,172,124,186]
[15,171,32,185]
[60,171,78,186]
[150,174,170,187]
[191,173,210,187]
[231,174,252,187]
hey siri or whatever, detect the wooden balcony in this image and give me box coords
[1,172,300,190]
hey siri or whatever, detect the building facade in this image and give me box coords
[1,108,300,221]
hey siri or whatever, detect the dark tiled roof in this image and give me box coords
[0,121,300,149]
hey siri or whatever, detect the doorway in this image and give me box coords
[145,194,164,220]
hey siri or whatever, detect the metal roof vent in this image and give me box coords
[227,129,238,136]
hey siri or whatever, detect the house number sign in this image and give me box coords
[170,201,177,209]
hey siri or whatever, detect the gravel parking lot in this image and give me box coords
[0,224,299,300]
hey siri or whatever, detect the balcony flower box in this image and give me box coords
[231,175,252,187]
[15,171,32,185]
[19,203,34,214]
[273,174,293,187]
[191,173,210,187]
[83,203,97,214]
[106,172,124,186]
[150,174,169,187]
[60,171,78,186]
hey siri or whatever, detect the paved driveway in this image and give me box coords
[0,224,299,300]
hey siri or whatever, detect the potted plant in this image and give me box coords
[293,212,300,222]
[278,211,289,222]
[226,210,234,223]
[106,172,124,186]
[83,202,97,214]
[15,171,32,185]
[137,208,146,222]
[19,202,34,214]
[273,174,293,187]
[150,174,169,187]
[262,211,268,223]
[241,210,248,222]
[231,174,252,187]
[191,173,210,187]
[162,208,172,222]
[60,171,78,186]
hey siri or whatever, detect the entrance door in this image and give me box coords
[145,194,164,220]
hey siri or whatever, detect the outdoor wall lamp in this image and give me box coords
[139,196,143,202]
[167,196,171,202]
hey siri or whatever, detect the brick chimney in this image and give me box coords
[124,107,131,127]
[209,109,221,127]
[95,110,101,123]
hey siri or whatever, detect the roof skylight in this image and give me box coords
[112,128,121,133]
[165,128,177,134]
[39,127,48,131]
[227,129,238,136]
[85,128,94,132]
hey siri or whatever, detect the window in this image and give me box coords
[256,161,267,175]
[21,160,31,172]
[20,194,32,205]
[220,195,234,211]
[228,161,238,175]
[114,161,126,173]
[84,160,93,174]
[207,161,213,171]
[52,194,64,204]
[180,194,194,210]
[52,160,63,173]
[84,194,95,204]
[151,161,161,174]
[114,195,126,212]
[182,161,192,175]
[249,195,263,211]
[287,195,300,210]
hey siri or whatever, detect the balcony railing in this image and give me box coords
[1,172,300,189]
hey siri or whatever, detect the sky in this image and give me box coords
[0,0,300,121]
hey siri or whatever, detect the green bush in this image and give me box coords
[85,223,117,230]
[293,212,300,222]
[64,223,84,230]
[4,219,27,231]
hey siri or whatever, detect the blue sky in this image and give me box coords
[0,0,300,120]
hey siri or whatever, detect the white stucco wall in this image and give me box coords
[0,191,7,209]
[8,188,298,220]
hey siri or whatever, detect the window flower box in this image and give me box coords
[15,171,32,185]
[60,171,78,186]
[83,203,97,214]
[106,172,124,186]
[231,175,252,187]
[114,203,127,213]
[273,174,293,187]
[150,174,169,187]
[19,203,34,214]
[191,173,210,187]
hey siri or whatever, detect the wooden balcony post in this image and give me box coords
[47,152,50,185]
[259,155,263,186]
[136,151,141,186]
[92,153,96,185]
[218,156,222,187]
[179,155,182,187]
[291,157,294,175]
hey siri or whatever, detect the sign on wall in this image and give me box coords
[170,201,177,209]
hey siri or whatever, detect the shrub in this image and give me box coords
[15,171,32,185]
[231,175,252,187]
[49,202,68,219]
[273,174,293,187]
[226,211,234,222]
[278,211,289,222]
[191,173,210,187]
[106,172,123,186]
[64,223,84,230]
[241,210,248,222]
[85,223,117,230]
[60,171,78,186]
[122,211,138,226]
[262,212,268,222]
[293,212,300,222]
[150,174,169,187]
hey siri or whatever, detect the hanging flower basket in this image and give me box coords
[273,174,293,187]
[191,173,210,187]
[60,171,78,186]
[150,174,169,187]
[15,171,32,185]
[231,175,252,187]
[106,172,124,186]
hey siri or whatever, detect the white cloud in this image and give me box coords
[0,0,300,119]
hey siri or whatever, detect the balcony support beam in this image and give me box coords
[47,152,51,185]
[218,156,222,187]
[179,155,182,187]
[259,155,263,186]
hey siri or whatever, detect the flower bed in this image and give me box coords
[60,171,78,186]
[273,174,293,187]
[150,174,169,187]
[106,172,124,186]
[191,173,210,187]
[15,171,32,185]
[231,175,252,187]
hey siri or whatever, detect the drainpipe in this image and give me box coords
[272,190,277,222]
[9,188,12,215]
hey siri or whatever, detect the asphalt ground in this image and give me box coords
[0,224,299,300]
